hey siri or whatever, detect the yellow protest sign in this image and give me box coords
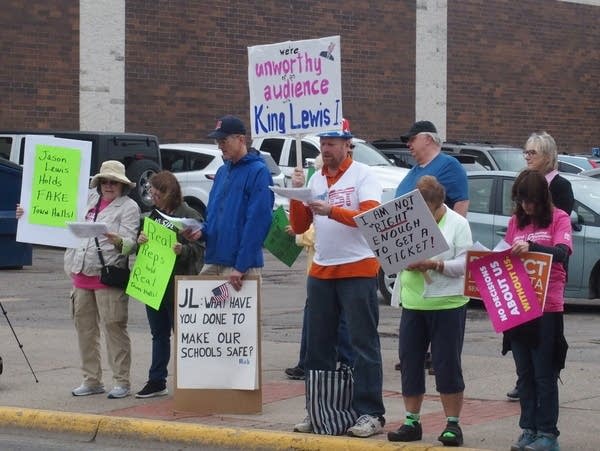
[29,145,81,227]
[127,217,177,310]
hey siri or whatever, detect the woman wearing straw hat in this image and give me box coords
[64,160,140,398]
[17,160,140,398]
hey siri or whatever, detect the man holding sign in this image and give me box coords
[289,127,386,438]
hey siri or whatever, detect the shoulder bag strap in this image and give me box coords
[92,197,107,268]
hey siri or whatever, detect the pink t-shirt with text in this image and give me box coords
[505,208,572,312]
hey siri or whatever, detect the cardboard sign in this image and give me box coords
[126,217,177,310]
[263,205,302,267]
[465,250,552,307]
[174,275,261,414]
[248,35,342,138]
[17,135,91,248]
[468,249,543,333]
[354,189,449,275]
[176,277,259,390]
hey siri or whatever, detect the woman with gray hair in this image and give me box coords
[523,131,574,215]
[506,131,574,402]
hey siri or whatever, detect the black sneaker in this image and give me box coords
[284,366,305,380]
[135,380,168,398]
[438,421,463,446]
[387,422,423,442]
[507,386,519,401]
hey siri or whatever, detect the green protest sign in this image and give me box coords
[126,217,177,310]
[263,206,302,267]
[29,145,81,227]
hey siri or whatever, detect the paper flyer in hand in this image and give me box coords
[269,186,314,203]
[67,222,109,238]
[156,210,203,233]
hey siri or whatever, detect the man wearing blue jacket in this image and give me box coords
[185,115,274,290]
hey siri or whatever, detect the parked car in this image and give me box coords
[0,131,161,211]
[441,141,526,171]
[252,135,409,203]
[557,154,597,172]
[377,171,600,303]
[467,171,600,300]
[580,167,600,179]
[160,143,286,218]
[370,142,486,172]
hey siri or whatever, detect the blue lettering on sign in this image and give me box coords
[253,99,341,135]
[290,101,335,130]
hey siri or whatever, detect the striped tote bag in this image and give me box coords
[306,366,358,435]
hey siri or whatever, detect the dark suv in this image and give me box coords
[0,131,161,211]
[370,139,486,171]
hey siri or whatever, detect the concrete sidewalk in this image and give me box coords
[1,332,598,451]
[1,247,599,450]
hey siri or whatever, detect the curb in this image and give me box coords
[0,406,490,451]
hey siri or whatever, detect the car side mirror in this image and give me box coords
[570,211,582,232]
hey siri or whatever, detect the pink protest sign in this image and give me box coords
[468,249,543,333]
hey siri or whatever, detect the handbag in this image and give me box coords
[99,263,130,289]
[306,365,357,435]
[92,199,130,289]
[95,237,130,289]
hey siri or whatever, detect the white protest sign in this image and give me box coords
[248,35,342,138]
[176,277,258,390]
[17,135,91,248]
[354,189,449,274]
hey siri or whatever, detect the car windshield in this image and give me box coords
[570,178,600,212]
[351,142,394,166]
[489,149,526,172]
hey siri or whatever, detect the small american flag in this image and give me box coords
[211,283,230,303]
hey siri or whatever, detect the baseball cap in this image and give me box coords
[400,120,437,142]
[207,115,246,139]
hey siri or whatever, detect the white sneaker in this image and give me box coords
[72,383,105,396]
[347,414,383,438]
[293,416,313,433]
[107,386,130,399]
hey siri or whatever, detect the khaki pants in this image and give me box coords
[200,264,261,279]
[72,287,131,388]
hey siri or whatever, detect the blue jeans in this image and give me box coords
[305,276,385,418]
[511,313,562,436]
[145,279,175,384]
[297,300,356,368]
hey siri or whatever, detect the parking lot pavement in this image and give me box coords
[0,246,599,450]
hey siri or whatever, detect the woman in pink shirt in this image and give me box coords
[504,169,571,451]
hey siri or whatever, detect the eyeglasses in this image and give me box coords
[100,179,119,185]
[522,149,538,157]
[214,135,240,146]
